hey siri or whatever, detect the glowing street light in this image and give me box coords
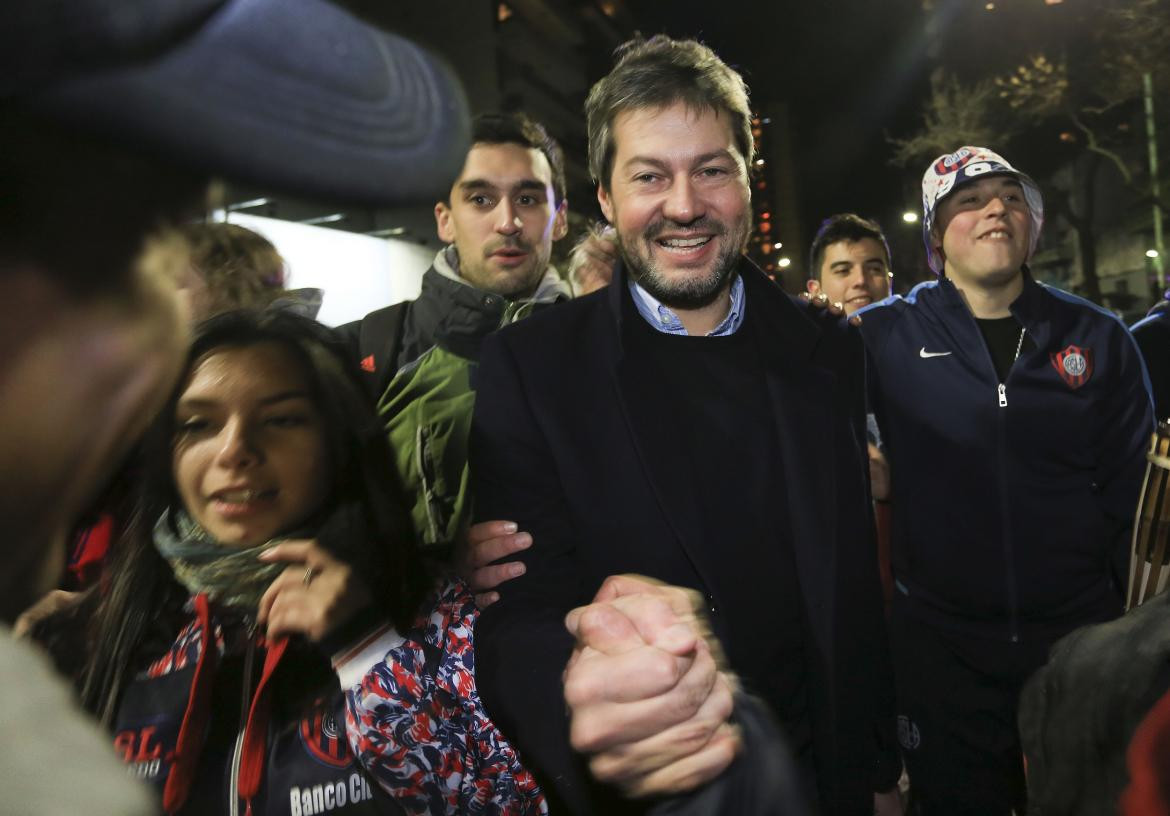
[902,211,919,224]
[1149,249,1161,259]
[778,256,792,268]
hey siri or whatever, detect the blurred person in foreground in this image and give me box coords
[470,34,895,815]
[1017,583,1170,815]
[1,0,469,620]
[1,0,466,811]
[856,146,1152,814]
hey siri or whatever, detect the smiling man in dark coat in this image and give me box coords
[470,35,895,816]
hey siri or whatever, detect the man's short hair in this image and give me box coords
[808,213,892,282]
[584,35,755,190]
[470,113,566,206]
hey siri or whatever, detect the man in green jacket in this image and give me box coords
[337,113,571,596]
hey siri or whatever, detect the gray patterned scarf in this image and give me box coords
[153,510,289,610]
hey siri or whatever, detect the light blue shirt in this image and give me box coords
[628,274,746,336]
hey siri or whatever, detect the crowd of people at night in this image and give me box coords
[6,1,1170,815]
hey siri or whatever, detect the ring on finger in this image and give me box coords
[302,566,316,587]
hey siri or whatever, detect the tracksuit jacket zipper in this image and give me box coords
[997,382,1020,643]
[975,321,1025,642]
[229,621,258,816]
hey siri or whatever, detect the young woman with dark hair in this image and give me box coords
[45,308,544,816]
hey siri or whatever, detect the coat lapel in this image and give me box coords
[612,343,712,581]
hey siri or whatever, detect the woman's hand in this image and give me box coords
[454,520,531,607]
[256,539,371,642]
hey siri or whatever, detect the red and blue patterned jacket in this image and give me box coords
[111,579,545,815]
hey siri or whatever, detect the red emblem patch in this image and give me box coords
[359,354,375,373]
[298,708,352,769]
[1050,345,1093,389]
[934,147,973,175]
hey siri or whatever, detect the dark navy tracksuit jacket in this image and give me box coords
[858,274,1154,643]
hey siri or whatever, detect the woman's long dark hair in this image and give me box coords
[78,308,428,724]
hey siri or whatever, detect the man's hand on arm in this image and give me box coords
[562,575,742,799]
[798,291,863,326]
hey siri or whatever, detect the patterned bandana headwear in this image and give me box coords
[921,146,1044,274]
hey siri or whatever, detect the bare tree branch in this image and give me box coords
[1071,113,1133,185]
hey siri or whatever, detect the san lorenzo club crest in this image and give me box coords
[1050,345,1093,389]
[298,707,352,769]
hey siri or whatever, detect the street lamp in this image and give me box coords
[902,211,919,224]
[778,257,792,268]
[1149,249,1161,259]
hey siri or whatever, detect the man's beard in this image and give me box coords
[619,216,747,310]
[459,238,549,300]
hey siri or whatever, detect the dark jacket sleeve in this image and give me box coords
[1132,315,1170,423]
[649,694,811,816]
[333,317,361,357]
[1100,325,1156,589]
[469,329,595,813]
[844,319,901,794]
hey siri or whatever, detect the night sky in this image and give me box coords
[625,0,933,240]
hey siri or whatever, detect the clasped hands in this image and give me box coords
[563,574,742,798]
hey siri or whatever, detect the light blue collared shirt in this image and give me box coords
[628,274,746,337]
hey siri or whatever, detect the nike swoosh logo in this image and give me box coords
[919,347,952,358]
